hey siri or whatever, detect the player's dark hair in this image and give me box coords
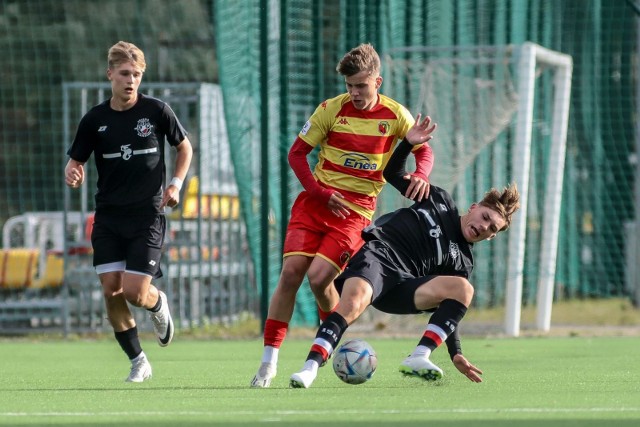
[479,183,520,231]
[336,43,381,77]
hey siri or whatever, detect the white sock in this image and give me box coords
[303,359,319,374]
[262,346,279,365]
[132,351,146,362]
[410,345,432,359]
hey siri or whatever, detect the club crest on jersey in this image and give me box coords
[135,118,153,137]
[378,121,390,135]
[340,153,378,170]
[449,242,460,259]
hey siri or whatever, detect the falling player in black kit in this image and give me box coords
[289,137,520,389]
[65,41,193,382]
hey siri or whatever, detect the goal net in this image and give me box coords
[357,43,572,337]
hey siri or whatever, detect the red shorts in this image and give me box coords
[283,191,370,271]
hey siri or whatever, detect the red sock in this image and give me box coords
[263,318,288,348]
[318,302,339,322]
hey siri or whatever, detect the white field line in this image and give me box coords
[2,407,640,418]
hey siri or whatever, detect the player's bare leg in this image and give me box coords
[251,255,311,388]
[101,271,152,382]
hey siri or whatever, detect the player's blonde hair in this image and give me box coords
[478,183,521,231]
[336,43,381,77]
[108,41,146,72]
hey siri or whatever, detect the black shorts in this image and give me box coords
[334,240,436,315]
[91,212,166,279]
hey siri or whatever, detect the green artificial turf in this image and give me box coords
[0,336,638,426]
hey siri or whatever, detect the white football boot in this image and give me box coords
[250,362,277,388]
[150,291,174,347]
[289,361,319,389]
[399,355,443,381]
[126,352,152,383]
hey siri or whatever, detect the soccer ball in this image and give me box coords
[332,339,377,385]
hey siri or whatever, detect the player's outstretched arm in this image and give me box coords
[402,114,436,201]
[384,114,437,201]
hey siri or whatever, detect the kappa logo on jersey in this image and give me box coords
[320,100,328,109]
[378,121,390,135]
[449,242,460,259]
[121,144,133,160]
[338,117,349,125]
[300,120,311,136]
[339,153,378,170]
[135,118,153,137]
[98,126,107,132]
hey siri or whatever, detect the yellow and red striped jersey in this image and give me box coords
[298,93,422,219]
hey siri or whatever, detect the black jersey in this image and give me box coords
[362,185,474,278]
[67,93,188,213]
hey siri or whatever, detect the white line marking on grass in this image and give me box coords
[2,407,640,417]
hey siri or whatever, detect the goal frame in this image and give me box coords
[505,42,573,336]
[383,42,573,336]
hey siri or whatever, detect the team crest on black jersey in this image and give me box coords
[449,242,460,259]
[135,118,153,137]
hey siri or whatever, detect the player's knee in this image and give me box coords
[122,288,146,307]
[308,274,334,298]
[279,260,308,287]
[427,276,474,306]
[452,277,474,305]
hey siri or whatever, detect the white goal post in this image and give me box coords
[506,43,573,336]
[381,42,573,337]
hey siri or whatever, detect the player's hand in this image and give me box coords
[65,164,84,188]
[452,354,483,383]
[405,113,437,146]
[161,185,180,208]
[403,174,430,201]
[327,192,350,219]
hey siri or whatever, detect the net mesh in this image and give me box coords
[383,46,519,196]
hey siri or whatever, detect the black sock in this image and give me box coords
[114,326,143,360]
[307,312,349,365]
[149,293,162,312]
[418,299,468,350]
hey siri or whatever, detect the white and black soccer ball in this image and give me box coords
[332,339,377,385]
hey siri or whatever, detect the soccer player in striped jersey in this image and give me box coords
[252,43,437,388]
[289,138,520,388]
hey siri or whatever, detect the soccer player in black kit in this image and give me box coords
[289,135,520,389]
[65,41,193,382]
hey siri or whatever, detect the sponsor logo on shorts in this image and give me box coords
[339,251,351,265]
